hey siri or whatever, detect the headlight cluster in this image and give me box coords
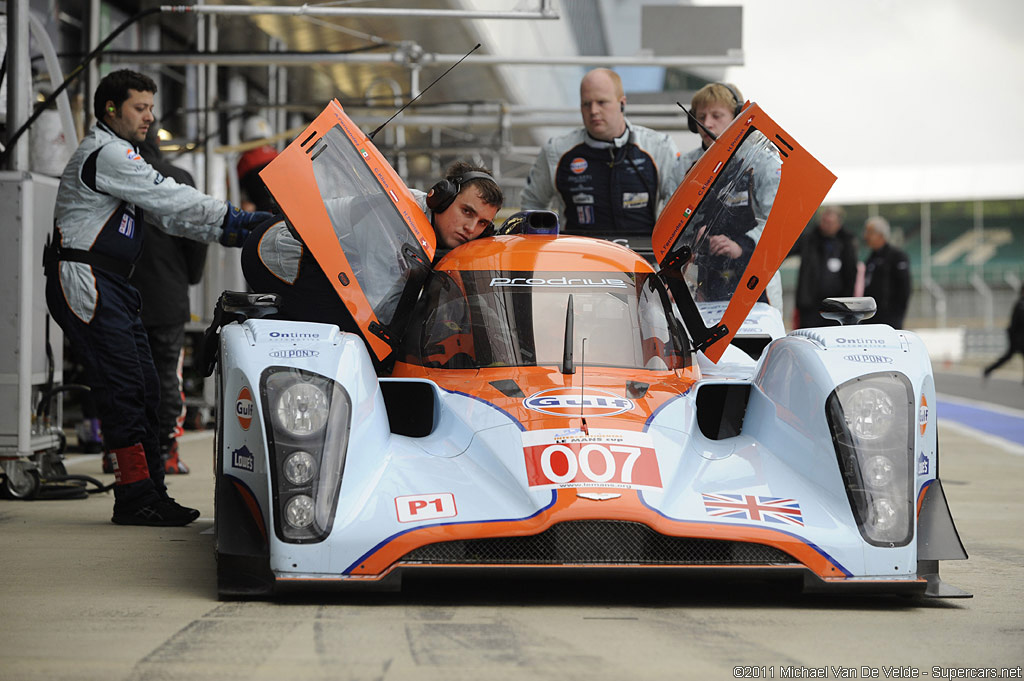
[262,367,352,543]
[825,373,914,547]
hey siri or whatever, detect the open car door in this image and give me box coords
[259,100,436,364]
[653,103,836,362]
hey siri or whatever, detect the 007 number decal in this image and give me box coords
[522,430,662,490]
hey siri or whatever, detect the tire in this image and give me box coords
[2,466,40,500]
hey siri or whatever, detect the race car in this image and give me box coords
[209,99,968,598]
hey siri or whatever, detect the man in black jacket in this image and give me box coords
[863,216,911,328]
[795,206,859,327]
[132,126,209,474]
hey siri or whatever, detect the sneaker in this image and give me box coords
[112,498,200,526]
[163,495,201,523]
[163,442,190,475]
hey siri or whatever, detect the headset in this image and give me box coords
[687,82,743,134]
[425,171,496,214]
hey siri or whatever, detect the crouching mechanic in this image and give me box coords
[44,69,270,526]
[241,160,502,337]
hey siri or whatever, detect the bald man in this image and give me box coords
[521,68,684,233]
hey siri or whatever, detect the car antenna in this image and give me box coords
[676,102,718,142]
[368,43,481,140]
[579,337,589,435]
[561,295,575,375]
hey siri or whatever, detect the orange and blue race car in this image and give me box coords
[209,99,969,599]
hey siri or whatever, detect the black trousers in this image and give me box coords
[985,331,1024,377]
[145,323,187,449]
[46,268,166,503]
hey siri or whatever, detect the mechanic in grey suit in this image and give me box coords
[44,69,269,526]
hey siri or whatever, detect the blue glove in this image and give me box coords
[220,202,271,247]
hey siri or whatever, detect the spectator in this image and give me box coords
[862,216,911,328]
[983,284,1024,381]
[132,124,209,475]
[44,69,268,526]
[521,68,682,233]
[794,206,859,327]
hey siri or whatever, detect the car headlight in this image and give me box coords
[284,494,315,529]
[273,382,329,438]
[826,372,914,547]
[845,386,896,441]
[283,450,317,486]
[262,367,352,543]
[862,455,894,489]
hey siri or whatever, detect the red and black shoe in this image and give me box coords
[162,441,190,475]
[111,497,199,526]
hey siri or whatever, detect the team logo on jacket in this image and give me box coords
[523,388,633,417]
[118,214,135,238]
[236,386,254,430]
[569,157,588,174]
[622,192,649,209]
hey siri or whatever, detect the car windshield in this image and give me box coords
[403,269,688,370]
[668,129,782,327]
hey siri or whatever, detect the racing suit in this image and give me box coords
[44,121,236,509]
[521,121,683,233]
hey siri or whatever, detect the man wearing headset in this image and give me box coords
[241,160,503,333]
[44,69,270,527]
[680,82,784,311]
[521,68,684,233]
[680,82,747,172]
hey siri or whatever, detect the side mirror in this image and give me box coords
[495,210,560,236]
[819,297,877,325]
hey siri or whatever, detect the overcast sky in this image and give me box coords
[711,0,1024,201]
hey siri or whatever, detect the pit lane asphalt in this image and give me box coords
[1,372,1021,681]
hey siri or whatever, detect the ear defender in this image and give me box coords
[425,171,496,214]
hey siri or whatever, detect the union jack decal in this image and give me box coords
[701,493,804,527]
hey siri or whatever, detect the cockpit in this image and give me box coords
[401,239,690,371]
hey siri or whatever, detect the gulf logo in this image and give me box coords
[569,157,588,174]
[236,386,255,430]
[523,388,634,417]
[919,394,928,436]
